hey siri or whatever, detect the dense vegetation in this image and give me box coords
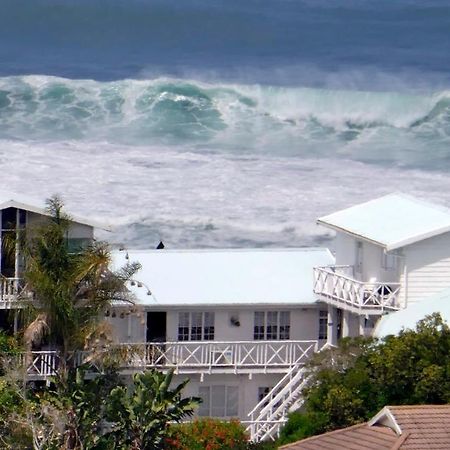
[278,313,450,445]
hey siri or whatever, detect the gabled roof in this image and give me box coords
[374,287,450,337]
[317,193,450,251]
[0,191,110,231]
[281,405,450,450]
[279,422,401,450]
[370,405,450,449]
[111,248,334,307]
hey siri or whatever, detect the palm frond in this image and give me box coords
[23,313,49,350]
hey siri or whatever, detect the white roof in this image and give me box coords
[0,191,109,231]
[375,288,450,337]
[112,248,334,307]
[317,193,450,251]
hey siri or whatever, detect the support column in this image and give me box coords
[13,310,18,335]
[342,310,351,338]
[327,305,338,346]
[359,316,365,337]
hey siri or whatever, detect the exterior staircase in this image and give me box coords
[246,364,311,442]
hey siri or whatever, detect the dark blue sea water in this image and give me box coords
[1,0,450,247]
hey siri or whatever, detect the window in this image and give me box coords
[267,312,278,340]
[382,251,397,271]
[258,386,272,403]
[279,311,290,340]
[253,311,290,340]
[198,386,238,417]
[191,312,202,340]
[355,241,363,274]
[178,312,190,341]
[254,311,265,340]
[204,312,214,340]
[319,310,328,340]
[177,312,215,341]
[66,238,92,253]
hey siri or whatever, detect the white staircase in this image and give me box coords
[246,364,311,442]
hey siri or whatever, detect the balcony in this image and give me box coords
[18,340,319,380]
[313,265,401,315]
[0,277,24,306]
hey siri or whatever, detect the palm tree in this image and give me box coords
[18,196,140,375]
[105,369,201,450]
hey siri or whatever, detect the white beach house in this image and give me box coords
[109,248,334,441]
[0,192,104,325]
[314,193,450,345]
[3,192,450,441]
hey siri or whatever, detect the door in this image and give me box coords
[146,312,167,342]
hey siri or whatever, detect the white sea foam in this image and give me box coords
[2,139,450,248]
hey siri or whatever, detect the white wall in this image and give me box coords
[27,211,94,239]
[334,231,401,284]
[107,311,146,343]
[401,231,450,306]
[164,306,321,342]
[67,222,94,239]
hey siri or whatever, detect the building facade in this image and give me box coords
[3,192,450,441]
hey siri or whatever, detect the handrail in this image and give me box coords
[0,277,23,301]
[313,266,401,313]
[16,341,319,378]
[119,340,318,370]
[314,266,400,289]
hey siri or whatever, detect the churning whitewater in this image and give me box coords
[1,0,450,248]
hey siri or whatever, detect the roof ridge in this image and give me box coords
[113,247,331,253]
[387,404,450,409]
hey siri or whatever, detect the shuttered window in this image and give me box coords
[198,385,238,417]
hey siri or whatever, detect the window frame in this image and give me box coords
[318,310,328,340]
[381,250,398,271]
[253,311,290,340]
[177,311,215,341]
[198,385,239,418]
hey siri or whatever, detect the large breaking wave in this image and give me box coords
[1,76,450,160]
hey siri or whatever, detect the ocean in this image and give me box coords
[1,0,450,248]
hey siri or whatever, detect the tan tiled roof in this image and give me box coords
[388,405,450,449]
[279,423,401,450]
[280,405,450,450]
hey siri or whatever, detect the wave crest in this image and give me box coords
[0,75,449,148]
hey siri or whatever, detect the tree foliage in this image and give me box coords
[19,196,140,370]
[280,313,450,444]
[105,369,201,450]
[165,418,249,450]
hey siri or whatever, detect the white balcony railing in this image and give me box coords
[121,340,318,373]
[0,277,23,303]
[314,266,401,314]
[16,340,318,379]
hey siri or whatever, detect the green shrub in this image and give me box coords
[277,411,328,446]
[0,330,20,354]
[166,418,249,450]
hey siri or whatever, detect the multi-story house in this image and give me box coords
[0,192,104,328]
[313,193,450,344]
[2,192,450,441]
